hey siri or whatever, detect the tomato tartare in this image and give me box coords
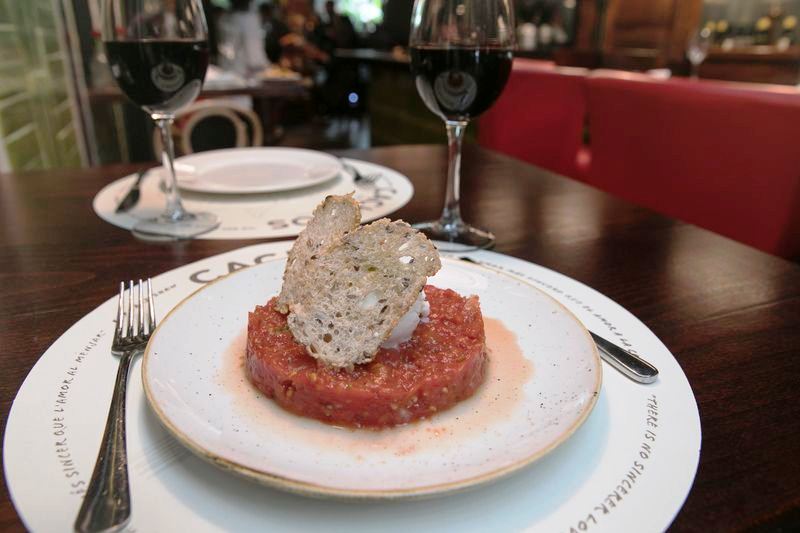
[246,286,488,428]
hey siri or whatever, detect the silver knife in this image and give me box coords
[115,170,148,213]
[458,256,659,384]
[590,331,658,384]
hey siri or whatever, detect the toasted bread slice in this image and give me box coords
[276,194,361,313]
[284,218,441,368]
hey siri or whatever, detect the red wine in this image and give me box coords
[105,40,209,116]
[410,46,512,121]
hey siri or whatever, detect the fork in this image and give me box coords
[75,279,156,533]
[340,158,380,185]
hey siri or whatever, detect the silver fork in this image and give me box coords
[339,158,381,185]
[75,279,157,533]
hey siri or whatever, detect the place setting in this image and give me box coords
[4,230,700,532]
[88,0,410,242]
[93,147,414,241]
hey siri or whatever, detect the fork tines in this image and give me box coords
[357,175,380,185]
[114,279,156,344]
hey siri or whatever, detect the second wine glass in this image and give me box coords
[687,27,712,79]
[103,0,219,239]
[410,0,515,251]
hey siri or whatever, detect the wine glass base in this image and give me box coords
[412,220,495,253]
[132,211,219,241]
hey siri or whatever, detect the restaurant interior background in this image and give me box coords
[0,0,797,167]
[3,3,800,530]
[0,0,799,258]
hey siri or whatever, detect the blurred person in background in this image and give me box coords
[202,0,223,62]
[317,0,362,114]
[277,12,330,75]
[321,0,357,49]
[217,0,270,79]
[260,2,290,63]
[380,0,413,48]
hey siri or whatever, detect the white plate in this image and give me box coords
[142,257,602,499]
[172,147,342,194]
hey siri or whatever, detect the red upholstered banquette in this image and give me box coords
[586,71,800,258]
[478,60,589,179]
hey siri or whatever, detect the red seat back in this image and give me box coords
[587,72,800,258]
[478,60,588,178]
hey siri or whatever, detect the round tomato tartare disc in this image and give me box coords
[246,285,488,429]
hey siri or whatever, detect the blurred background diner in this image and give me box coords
[0,0,799,256]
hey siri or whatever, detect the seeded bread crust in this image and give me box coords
[281,216,441,369]
[276,194,361,313]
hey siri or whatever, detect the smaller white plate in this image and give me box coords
[172,147,342,194]
[143,258,602,499]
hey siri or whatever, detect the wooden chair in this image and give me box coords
[152,101,264,157]
[600,0,686,71]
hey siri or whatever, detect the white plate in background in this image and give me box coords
[172,147,342,194]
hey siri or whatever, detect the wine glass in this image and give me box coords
[410,0,515,251]
[102,0,219,239]
[687,27,712,79]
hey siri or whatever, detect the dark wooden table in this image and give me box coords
[1,145,798,531]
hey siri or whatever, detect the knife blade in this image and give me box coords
[115,170,148,213]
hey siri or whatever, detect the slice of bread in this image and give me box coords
[276,194,361,313]
[283,218,441,369]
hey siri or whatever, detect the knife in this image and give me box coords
[115,170,148,213]
[458,256,659,384]
[590,331,658,384]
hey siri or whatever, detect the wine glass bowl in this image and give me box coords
[103,0,219,239]
[410,47,514,123]
[409,0,514,252]
[105,40,208,118]
[686,27,712,79]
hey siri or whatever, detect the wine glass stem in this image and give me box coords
[440,120,468,230]
[155,117,186,221]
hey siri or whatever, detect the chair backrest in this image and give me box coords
[586,72,800,258]
[600,0,679,70]
[152,100,264,157]
[478,60,589,178]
